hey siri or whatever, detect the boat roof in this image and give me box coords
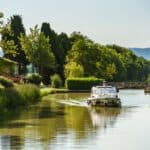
[94,86,114,88]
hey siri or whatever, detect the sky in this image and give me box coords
[0,0,150,47]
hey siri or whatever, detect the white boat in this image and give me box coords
[87,86,121,107]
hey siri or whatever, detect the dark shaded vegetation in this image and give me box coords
[0,76,14,88]
[25,73,42,85]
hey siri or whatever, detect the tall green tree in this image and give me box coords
[1,15,28,74]
[20,26,56,78]
[40,22,57,84]
[0,12,4,29]
[10,15,28,73]
[41,23,71,80]
[0,21,17,60]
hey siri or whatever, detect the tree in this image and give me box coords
[41,23,71,80]
[0,12,4,29]
[65,62,84,78]
[20,26,56,77]
[58,32,71,55]
[105,63,116,81]
[0,21,18,60]
[106,44,150,81]
[65,33,127,81]
[10,15,28,73]
[0,15,28,74]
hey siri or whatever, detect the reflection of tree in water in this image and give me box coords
[1,135,24,150]
[0,93,133,149]
[88,107,121,129]
[64,106,93,139]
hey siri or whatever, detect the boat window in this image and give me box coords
[92,87,116,94]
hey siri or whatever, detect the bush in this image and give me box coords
[0,84,41,110]
[51,74,62,88]
[65,62,84,78]
[15,84,40,104]
[66,77,103,90]
[25,73,42,85]
[0,76,14,88]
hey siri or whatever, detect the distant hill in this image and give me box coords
[130,48,150,60]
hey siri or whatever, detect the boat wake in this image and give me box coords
[59,99,88,107]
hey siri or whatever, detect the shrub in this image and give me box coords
[65,62,84,78]
[0,84,41,110]
[66,77,103,90]
[0,76,14,88]
[51,74,62,88]
[25,73,42,85]
[15,84,40,104]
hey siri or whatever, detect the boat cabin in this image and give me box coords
[91,86,118,98]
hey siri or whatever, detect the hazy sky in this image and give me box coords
[1,0,150,47]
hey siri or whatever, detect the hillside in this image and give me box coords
[130,48,150,60]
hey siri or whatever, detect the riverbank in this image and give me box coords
[40,82,148,97]
[108,82,147,89]
[40,87,90,96]
[0,84,41,119]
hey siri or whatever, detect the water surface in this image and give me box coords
[0,89,150,150]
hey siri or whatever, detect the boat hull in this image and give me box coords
[87,97,121,107]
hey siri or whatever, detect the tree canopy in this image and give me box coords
[0,13,150,83]
[20,26,56,75]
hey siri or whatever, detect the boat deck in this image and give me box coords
[87,97,121,107]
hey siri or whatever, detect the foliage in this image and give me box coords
[41,23,71,80]
[65,62,84,78]
[1,14,150,82]
[0,84,40,110]
[147,74,150,83]
[40,88,68,96]
[15,84,40,104]
[65,33,150,82]
[0,58,16,75]
[0,23,18,58]
[1,15,28,74]
[20,26,56,76]
[107,45,150,81]
[51,74,62,88]
[0,76,14,88]
[66,77,103,90]
[25,73,42,85]
[0,12,4,29]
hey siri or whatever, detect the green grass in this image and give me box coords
[0,84,41,112]
[40,87,68,97]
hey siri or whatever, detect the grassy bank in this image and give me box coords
[40,88,68,96]
[0,84,41,116]
[40,87,91,97]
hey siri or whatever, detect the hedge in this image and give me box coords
[66,77,103,90]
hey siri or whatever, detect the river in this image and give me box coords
[0,89,150,150]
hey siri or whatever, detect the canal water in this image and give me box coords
[0,89,150,150]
